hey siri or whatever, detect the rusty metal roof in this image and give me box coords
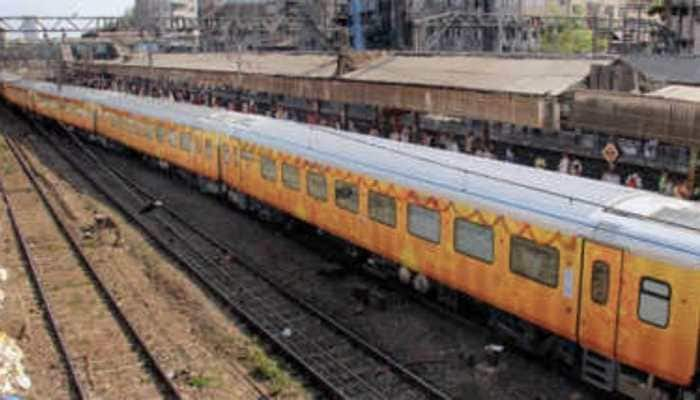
[122,52,339,77]
[343,55,612,96]
[117,52,611,96]
[623,55,700,86]
[648,85,700,103]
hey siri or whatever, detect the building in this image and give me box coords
[198,0,337,50]
[665,0,699,54]
[199,0,226,17]
[134,0,172,30]
[19,17,40,41]
[171,0,199,19]
[134,0,198,27]
[192,0,665,52]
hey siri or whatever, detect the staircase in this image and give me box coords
[581,349,617,392]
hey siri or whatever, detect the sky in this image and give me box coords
[1,0,135,16]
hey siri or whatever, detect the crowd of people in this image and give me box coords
[67,74,700,202]
[268,102,699,202]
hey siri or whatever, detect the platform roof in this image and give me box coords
[622,55,700,86]
[648,85,700,103]
[82,52,615,128]
[122,52,339,78]
[343,55,611,96]
[572,89,700,147]
[119,52,608,97]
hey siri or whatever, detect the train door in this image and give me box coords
[579,241,623,358]
[238,147,255,194]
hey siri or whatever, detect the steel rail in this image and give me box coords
[34,116,452,399]
[0,161,88,400]
[2,135,183,400]
[73,128,452,399]
[41,124,384,399]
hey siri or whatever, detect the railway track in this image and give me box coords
[0,135,183,400]
[31,118,452,400]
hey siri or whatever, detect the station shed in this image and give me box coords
[80,51,611,130]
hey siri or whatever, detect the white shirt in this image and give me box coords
[558,156,571,174]
[602,171,621,184]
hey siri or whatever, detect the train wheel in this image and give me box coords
[398,267,412,285]
[413,273,431,294]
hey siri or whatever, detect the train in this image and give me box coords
[2,75,699,399]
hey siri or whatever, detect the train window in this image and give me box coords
[454,219,494,263]
[368,191,396,227]
[282,164,300,191]
[180,133,193,152]
[204,139,213,159]
[638,278,671,328]
[222,144,231,164]
[335,181,359,213]
[260,156,277,182]
[408,204,441,244]
[307,172,327,201]
[222,145,229,162]
[145,127,154,140]
[241,151,255,161]
[591,261,610,305]
[168,132,177,148]
[510,236,559,288]
[156,128,165,143]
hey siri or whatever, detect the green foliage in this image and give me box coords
[539,0,608,54]
[647,0,665,16]
[188,375,214,389]
[541,20,608,54]
[248,347,293,395]
[0,138,15,175]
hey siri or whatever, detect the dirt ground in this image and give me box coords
[0,136,70,400]
[0,108,310,399]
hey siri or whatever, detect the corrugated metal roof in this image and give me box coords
[10,78,699,268]
[118,52,610,96]
[123,52,339,77]
[648,85,700,103]
[343,55,612,96]
[623,55,700,85]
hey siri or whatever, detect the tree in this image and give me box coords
[539,1,608,54]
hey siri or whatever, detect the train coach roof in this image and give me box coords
[9,78,700,269]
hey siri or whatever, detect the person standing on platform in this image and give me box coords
[625,172,643,189]
[464,132,476,154]
[674,179,691,200]
[534,156,547,169]
[389,128,400,141]
[558,152,571,174]
[505,147,515,163]
[400,127,411,143]
[601,164,621,184]
[446,134,460,152]
[570,158,583,176]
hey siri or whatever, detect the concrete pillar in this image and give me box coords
[341,103,349,129]
[412,112,421,140]
[689,146,699,190]
[376,107,385,133]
